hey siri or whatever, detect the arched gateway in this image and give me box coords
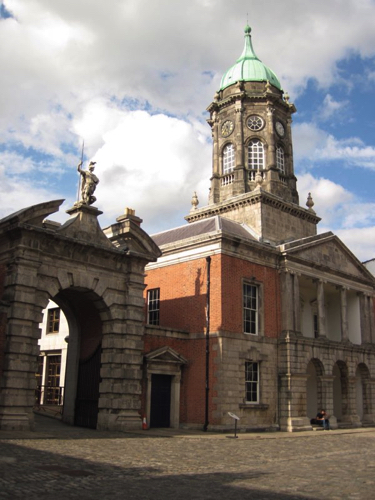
[0,200,160,431]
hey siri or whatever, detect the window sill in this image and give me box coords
[239,403,269,410]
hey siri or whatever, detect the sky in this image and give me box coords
[1,0,375,262]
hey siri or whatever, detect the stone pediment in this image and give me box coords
[145,346,187,365]
[279,232,374,282]
[0,199,64,230]
[104,217,162,262]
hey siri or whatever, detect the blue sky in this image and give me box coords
[1,0,375,261]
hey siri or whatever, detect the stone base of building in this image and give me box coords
[280,416,312,432]
[0,411,34,431]
[97,410,142,431]
[338,415,362,428]
[362,414,375,425]
[192,423,280,433]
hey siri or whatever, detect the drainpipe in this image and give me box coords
[203,256,211,432]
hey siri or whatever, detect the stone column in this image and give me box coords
[340,287,349,342]
[316,280,326,338]
[359,293,371,344]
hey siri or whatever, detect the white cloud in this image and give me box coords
[297,173,353,226]
[319,94,349,121]
[335,227,375,262]
[1,0,375,260]
[293,122,375,169]
[73,104,212,231]
[297,172,375,261]
[0,163,64,217]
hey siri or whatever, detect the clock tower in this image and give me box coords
[186,25,320,244]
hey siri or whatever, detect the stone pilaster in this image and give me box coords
[281,271,294,334]
[0,260,42,431]
[267,105,276,168]
[233,98,246,196]
[340,376,361,427]
[279,372,311,432]
[293,273,301,334]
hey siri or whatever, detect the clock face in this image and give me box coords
[247,115,264,131]
[221,120,234,137]
[275,121,285,137]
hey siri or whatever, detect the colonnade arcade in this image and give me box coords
[279,263,375,432]
[282,270,375,344]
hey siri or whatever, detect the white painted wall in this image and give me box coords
[38,301,69,396]
[347,292,361,345]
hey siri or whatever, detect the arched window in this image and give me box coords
[248,139,265,170]
[223,143,235,174]
[276,145,285,173]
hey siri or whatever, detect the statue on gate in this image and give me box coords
[77,160,99,205]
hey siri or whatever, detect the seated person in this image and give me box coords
[311,409,331,430]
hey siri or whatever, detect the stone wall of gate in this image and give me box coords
[0,200,161,431]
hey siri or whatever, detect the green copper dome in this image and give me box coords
[219,25,282,91]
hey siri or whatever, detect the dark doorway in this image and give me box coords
[74,344,101,429]
[150,374,172,428]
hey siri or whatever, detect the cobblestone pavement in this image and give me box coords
[1,416,375,500]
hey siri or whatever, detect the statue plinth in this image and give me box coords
[58,202,112,248]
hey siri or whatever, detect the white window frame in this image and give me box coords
[223,143,235,175]
[248,139,265,170]
[245,361,259,403]
[243,283,259,335]
[276,145,285,173]
[47,307,60,334]
[147,288,160,325]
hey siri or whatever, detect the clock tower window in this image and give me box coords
[276,145,285,173]
[223,143,235,174]
[248,139,265,170]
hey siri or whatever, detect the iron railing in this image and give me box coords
[35,385,64,406]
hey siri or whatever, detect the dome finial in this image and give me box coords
[244,24,252,35]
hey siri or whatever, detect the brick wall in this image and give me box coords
[144,252,281,338]
[143,333,218,425]
[144,257,210,333]
[220,253,281,337]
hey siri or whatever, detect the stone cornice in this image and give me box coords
[185,189,321,225]
[207,89,293,115]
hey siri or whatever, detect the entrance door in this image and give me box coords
[74,344,101,429]
[150,374,171,428]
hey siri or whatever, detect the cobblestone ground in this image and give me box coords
[1,416,375,500]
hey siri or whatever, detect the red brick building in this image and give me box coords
[141,26,375,432]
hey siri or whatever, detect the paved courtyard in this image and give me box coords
[0,415,374,500]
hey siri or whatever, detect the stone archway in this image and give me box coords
[306,358,324,420]
[0,200,161,431]
[355,363,373,424]
[51,288,108,428]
